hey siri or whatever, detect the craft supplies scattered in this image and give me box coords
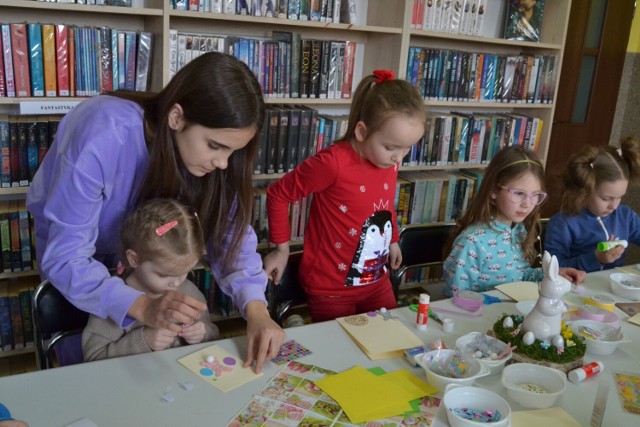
[609,272,640,300]
[585,293,617,311]
[272,340,312,365]
[614,371,640,415]
[416,349,490,392]
[452,290,484,311]
[482,294,513,304]
[416,294,430,330]
[597,240,628,251]
[570,320,629,356]
[590,381,609,427]
[455,332,514,375]
[568,361,604,384]
[404,345,427,367]
[377,307,398,321]
[442,385,511,427]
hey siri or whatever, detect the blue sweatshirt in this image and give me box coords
[443,220,543,297]
[27,96,267,327]
[545,206,640,272]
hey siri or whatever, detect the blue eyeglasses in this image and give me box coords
[498,185,547,206]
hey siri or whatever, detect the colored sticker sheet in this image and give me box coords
[614,371,640,415]
[177,344,262,393]
[495,281,539,302]
[336,312,423,360]
[272,339,313,365]
[227,361,441,427]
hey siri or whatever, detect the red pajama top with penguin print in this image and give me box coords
[267,140,400,297]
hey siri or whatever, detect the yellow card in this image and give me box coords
[336,313,423,360]
[315,366,416,423]
[380,369,438,397]
[628,313,640,326]
[496,281,539,302]
[512,407,581,426]
[177,344,262,392]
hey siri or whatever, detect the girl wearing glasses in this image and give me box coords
[442,146,584,297]
[545,136,640,272]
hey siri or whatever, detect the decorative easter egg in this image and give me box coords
[522,331,535,345]
[552,335,564,348]
[503,316,514,328]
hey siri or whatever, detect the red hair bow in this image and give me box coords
[373,69,395,84]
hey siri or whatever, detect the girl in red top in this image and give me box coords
[264,70,426,322]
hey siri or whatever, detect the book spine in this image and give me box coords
[42,24,57,97]
[1,25,16,97]
[300,38,311,98]
[318,40,330,99]
[340,40,356,99]
[17,117,29,186]
[11,23,31,97]
[99,27,113,93]
[9,201,21,272]
[26,119,38,182]
[0,202,11,273]
[18,207,31,271]
[0,282,12,350]
[55,24,70,96]
[19,287,33,348]
[0,117,9,188]
[124,32,137,91]
[68,26,76,97]
[27,23,45,97]
[308,39,321,98]
[135,32,153,92]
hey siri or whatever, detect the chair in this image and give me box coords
[32,280,90,369]
[265,251,307,325]
[391,223,456,301]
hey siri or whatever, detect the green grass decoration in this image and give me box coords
[493,314,586,364]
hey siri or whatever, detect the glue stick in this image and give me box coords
[597,240,628,252]
[416,293,430,330]
[568,361,604,384]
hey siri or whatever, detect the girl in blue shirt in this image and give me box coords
[443,146,584,297]
[545,136,640,271]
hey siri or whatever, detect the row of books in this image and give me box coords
[395,169,485,226]
[254,105,349,175]
[0,22,152,98]
[190,268,242,319]
[404,112,543,168]
[0,280,34,352]
[170,0,356,24]
[35,1,132,5]
[0,201,36,274]
[0,115,61,188]
[406,47,558,104]
[252,186,312,245]
[168,29,357,100]
[411,0,487,37]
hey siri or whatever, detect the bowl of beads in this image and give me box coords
[501,363,567,409]
[415,348,490,392]
[443,384,511,427]
[455,332,513,375]
[609,273,640,300]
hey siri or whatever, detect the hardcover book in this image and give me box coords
[504,0,545,42]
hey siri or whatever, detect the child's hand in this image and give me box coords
[389,242,402,269]
[143,327,178,351]
[559,267,586,284]
[263,244,290,284]
[179,321,206,344]
[595,235,625,265]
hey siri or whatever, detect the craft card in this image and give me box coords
[336,312,424,360]
[177,344,262,392]
[272,339,312,365]
[614,371,640,414]
[227,361,440,427]
[628,313,640,326]
[511,407,581,427]
[495,281,539,302]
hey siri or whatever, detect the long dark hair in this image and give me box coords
[113,52,265,268]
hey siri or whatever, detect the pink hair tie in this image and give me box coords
[156,220,178,236]
[373,69,395,84]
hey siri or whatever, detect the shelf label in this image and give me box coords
[19,100,80,115]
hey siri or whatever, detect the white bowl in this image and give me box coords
[443,384,511,427]
[416,349,491,392]
[501,363,566,409]
[609,273,640,300]
[455,332,512,375]
[570,319,630,356]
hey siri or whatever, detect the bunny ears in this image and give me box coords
[373,69,395,84]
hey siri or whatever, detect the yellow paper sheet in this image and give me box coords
[336,313,423,360]
[315,366,424,423]
[177,344,262,392]
[496,281,539,302]
[380,369,438,397]
[628,313,640,326]
[512,407,581,426]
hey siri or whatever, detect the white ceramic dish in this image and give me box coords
[455,332,512,375]
[609,273,640,300]
[501,363,566,409]
[570,319,630,356]
[515,300,536,316]
[443,384,511,427]
[416,349,491,392]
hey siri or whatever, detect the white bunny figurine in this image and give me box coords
[521,251,571,344]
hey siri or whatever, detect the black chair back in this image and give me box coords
[266,251,306,325]
[32,280,89,369]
